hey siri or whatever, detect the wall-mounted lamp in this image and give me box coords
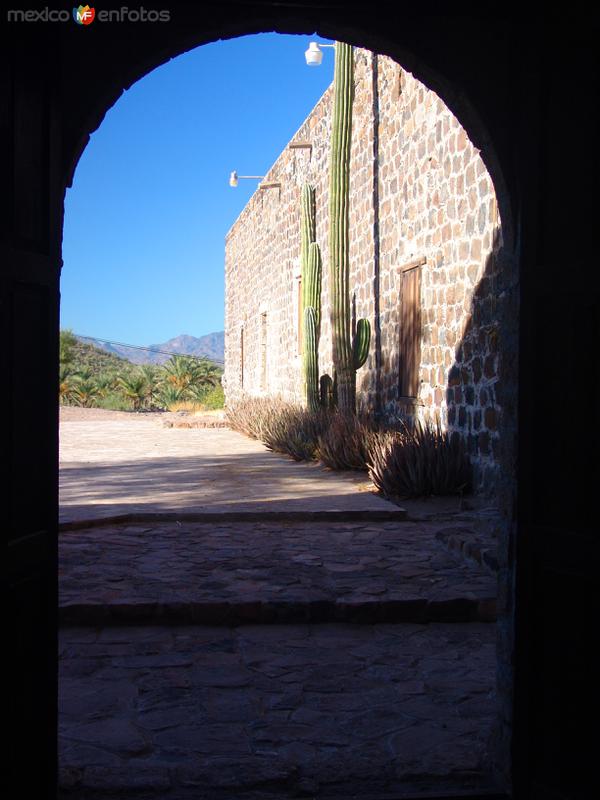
[229,170,265,188]
[304,41,335,67]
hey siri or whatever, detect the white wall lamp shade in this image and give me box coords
[305,42,323,66]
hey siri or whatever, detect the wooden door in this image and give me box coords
[398,261,423,400]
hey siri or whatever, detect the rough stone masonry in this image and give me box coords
[224,49,505,494]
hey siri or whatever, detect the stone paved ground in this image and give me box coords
[59,410,500,798]
[59,623,497,799]
[59,520,496,626]
[59,409,399,523]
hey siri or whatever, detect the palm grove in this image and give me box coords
[59,329,224,411]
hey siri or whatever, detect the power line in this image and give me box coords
[75,334,225,365]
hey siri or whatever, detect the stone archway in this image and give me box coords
[7,7,595,800]
[63,30,518,799]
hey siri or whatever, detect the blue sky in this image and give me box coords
[61,33,334,345]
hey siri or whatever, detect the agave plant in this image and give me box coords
[260,405,330,461]
[367,417,472,498]
[316,411,377,470]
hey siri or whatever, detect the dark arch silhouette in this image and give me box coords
[6,7,596,800]
[61,16,515,254]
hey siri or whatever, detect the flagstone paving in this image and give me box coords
[59,622,498,799]
[59,519,496,626]
[59,409,500,798]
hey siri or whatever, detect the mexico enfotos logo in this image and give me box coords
[7,6,171,23]
[73,5,95,24]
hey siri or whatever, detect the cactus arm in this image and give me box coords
[305,242,322,328]
[303,307,320,412]
[300,183,316,309]
[352,318,371,369]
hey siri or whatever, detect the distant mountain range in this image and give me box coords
[76,332,224,366]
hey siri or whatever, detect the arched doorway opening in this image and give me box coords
[55,28,514,796]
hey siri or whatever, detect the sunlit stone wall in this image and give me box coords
[224,49,503,492]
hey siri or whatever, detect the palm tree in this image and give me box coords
[187,367,222,404]
[94,373,115,399]
[157,383,184,410]
[162,355,199,395]
[138,364,162,408]
[71,378,101,408]
[59,365,75,404]
[117,373,149,411]
[194,359,221,389]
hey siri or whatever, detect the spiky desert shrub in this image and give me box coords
[260,405,331,461]
[226,396,282,439]
[367,417,471,499]
[316,411,378,470]
[227,397,329,460]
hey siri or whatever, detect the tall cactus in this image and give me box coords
[300,184,316,292]
[300,183,322,411]
[304,307,319,412]
[328,41,371,413]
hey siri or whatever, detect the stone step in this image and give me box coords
[435,527,499,574]
[60,595,496,627]
[59,519,497,628]
[59,508,407,532]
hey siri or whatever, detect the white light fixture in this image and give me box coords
[304,41,335,67]
[229,170,265,188]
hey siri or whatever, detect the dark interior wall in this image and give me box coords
[3,4,597,799]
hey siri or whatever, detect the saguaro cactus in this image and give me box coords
[303,307,319,411]
[304,242,322,327]
[300,183,316,289]
[328,41,371,413]
[300,183,322,411]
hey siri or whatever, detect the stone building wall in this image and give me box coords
[224,49,503,493]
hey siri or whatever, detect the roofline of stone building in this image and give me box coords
[224,79,335,241]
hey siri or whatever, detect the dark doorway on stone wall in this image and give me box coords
[56,31,515,800]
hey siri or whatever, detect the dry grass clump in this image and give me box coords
[368,417,471,499]
[167,401,206,414]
